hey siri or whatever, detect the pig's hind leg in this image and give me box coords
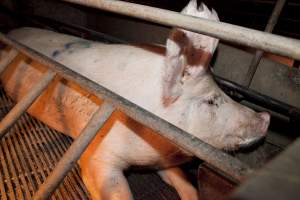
[80,159,133,200]
[158,167,199,200]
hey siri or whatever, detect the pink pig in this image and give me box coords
[1,1,270,199]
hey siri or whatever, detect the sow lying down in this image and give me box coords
[1,1,270,199]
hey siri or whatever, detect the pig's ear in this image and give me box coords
[162,1,219,106]
[162,29,185,107]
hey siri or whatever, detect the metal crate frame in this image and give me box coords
[0,0,299,199]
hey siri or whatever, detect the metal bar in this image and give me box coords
[0,34,251,183]
[33,102,114,200]
[0,48,18,74]
[62,0,300,60]
[0,70,55,139]
[0,143,16,199]
[2,137,24,199]
[243,0,287,87]
[17,115,69,199]
[21,114,81,199]
[214,75,300,121]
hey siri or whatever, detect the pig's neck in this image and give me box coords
[158,73,218,133]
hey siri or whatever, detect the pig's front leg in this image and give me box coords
[158,167,199,200]
[80,158,133,200]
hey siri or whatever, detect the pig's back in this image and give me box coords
[8,27,165,114]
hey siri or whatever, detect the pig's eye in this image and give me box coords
[207,99,214,105]
[204,96,220,107]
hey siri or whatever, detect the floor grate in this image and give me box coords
[0,87,180,199]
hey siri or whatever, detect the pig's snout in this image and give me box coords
[236,111,270,149]
[258,112,270,135]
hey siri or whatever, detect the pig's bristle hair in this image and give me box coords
[182,0,219,22]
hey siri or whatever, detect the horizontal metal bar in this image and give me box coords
[62,0,300,60]
[214,75,300,121]
[243,0,286,87]
[33,102,114,200]
[0,70,56,139]
[0,48,19,74]
[0,33,250,183]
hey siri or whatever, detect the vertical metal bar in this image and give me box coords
[0,71,56,139]
[33,102,114,200]
[243,0,287,87]
[10,128,38,198]
[20,114,77,199]
[0,48,18,74]
[0,141,16,199]
[7,135,32,199]
[2,138,24,200]
[28,116,89,199]
[16,115,67,200]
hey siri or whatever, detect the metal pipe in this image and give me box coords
[0,70,56,139]
[214,75,300,121]
[243,0,287,87]
[62,0,300,60]
[0,34,250,183]
[0,48,18,74]
[33,102,114,200]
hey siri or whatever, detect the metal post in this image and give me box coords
[0,70,56,139]
[0,48,18,74]
[62,0,300,60]
[243,0,287,87]
[33,102,114,200]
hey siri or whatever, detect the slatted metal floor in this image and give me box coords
[0,86,181,200]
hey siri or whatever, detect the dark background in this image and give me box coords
[1,0,300,39]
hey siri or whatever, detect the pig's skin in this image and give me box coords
[0,1,270,199]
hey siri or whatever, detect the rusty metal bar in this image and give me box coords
[62,0,300,60]
[0,70,55,139]
[33,102,114,200]
[243,0,287,87]
[0,34,251,184]
[0,48,18,74]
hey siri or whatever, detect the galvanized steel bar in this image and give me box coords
[0,70,55,139]
[0,48,18,74]
[33,102,114,200]
[62,0,300,60]
[244,0,287,87]
[0,34,251,184]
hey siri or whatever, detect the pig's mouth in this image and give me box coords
[221,134,266,151]
[238,136,265,149]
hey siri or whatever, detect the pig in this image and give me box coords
[0,1,270,199]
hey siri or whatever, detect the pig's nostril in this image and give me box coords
[260,112,270,121]
[259,112,270,134]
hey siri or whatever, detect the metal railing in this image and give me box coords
[0,0,299,199]
[243,0,287,87]
[63,0,300,60]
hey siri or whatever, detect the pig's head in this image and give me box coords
[163,0,270,151]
